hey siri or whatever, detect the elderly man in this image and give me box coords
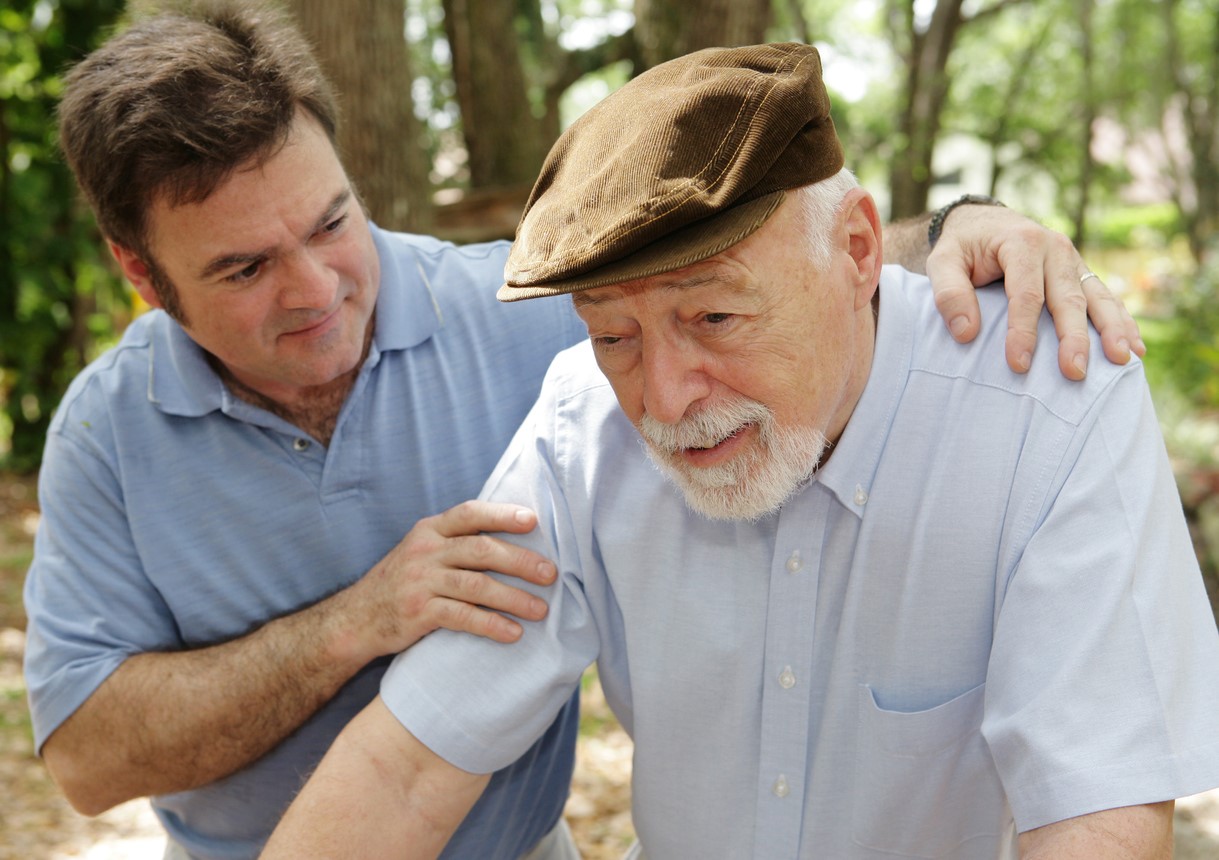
[264,43,1219,859]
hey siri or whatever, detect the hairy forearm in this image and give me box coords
[880,214,933,274]
[41,500,557,815]
[43,593,370,814]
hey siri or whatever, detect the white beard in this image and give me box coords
[638,395,828,521]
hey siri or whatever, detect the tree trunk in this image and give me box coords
[982,14,1052,197]
[633,0,771,70]
[1071,0,1097,248]
[888,0,966,220]
[289,0,432,232]
[441,0,550,190]
[1164,0,1219,263]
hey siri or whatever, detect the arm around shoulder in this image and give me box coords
[262,695,490,860]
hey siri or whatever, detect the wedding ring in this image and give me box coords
[1080,271,1101,286]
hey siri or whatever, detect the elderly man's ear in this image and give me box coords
[840,188,883,311]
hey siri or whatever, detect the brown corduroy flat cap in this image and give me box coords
[498,42,843,301]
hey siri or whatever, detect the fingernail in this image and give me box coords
[1072,354,1087,377]
[1018,351,1032,371]
[950,316,969,338]
[1135,338,1147,355]
[514,509,532,524]
[1117,337,1130,357]
[538,562,556,583]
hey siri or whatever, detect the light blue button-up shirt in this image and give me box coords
[24,226,589,860]
[383,266,1219,859]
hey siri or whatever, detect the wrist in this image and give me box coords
[927,194,1004,248]
[303,587,382,674]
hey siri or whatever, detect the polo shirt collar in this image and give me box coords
[369,223,444,352]
[146,223,442,417]
[815,267,915,518]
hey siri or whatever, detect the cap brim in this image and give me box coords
[497,191,786,302]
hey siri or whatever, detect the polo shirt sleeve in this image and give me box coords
[982,366,1219,831]
[23,423,179,751]
[379,359,602,774]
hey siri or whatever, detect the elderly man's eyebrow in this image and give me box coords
[572,268,738,308]
[197,189,353,281]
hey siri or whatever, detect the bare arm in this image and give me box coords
[262,696,487,860]
[1018,802,1174,860]
[882,206,1144,380]
[42,501,554,815]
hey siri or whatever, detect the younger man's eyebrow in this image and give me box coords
[197,188,353,281]
[313,189,352,233]
[198,248,271,282]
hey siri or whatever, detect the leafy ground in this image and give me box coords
[2,470,1217,858]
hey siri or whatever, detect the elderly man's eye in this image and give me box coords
[703,313,732,324]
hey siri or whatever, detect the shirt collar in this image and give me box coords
[814,266,918,518]
[146,222,442,417]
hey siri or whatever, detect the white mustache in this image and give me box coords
[638,397,773,453]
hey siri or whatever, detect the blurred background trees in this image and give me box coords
[1,0,1217,591]
[0,0,125,471]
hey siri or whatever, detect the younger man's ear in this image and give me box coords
[108,241,164,310]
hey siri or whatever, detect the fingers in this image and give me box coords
[407,541,553,644]
[393,501,558,644]
[432,529,557,588]
[988,223,1110,377]
[427,575,550,644]
[1080,272,1145,364]
[425,500,557,588]
[926,250,983,344]
[996,253,1050,375]
[1049,301,1091,382]
[928,203,1146,379]
[433,499,543,537]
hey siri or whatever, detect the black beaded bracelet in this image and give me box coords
[927,194,1005,248]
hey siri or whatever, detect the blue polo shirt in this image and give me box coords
[24,226,589,859]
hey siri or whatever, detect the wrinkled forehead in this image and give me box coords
[572,263,741,309]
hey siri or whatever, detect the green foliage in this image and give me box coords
[1141,244,1219,414]
[0,0,127,472]
[1092,204,1182,249]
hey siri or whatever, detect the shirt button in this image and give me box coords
[778,666,796,689]
[292,438,310,452]
[785,551,802,573]
[773,774,790,798]
[854,484,869,506]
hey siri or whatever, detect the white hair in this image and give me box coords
[796,166,860,270]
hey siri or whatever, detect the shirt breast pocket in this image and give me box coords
[852,682,1010,858]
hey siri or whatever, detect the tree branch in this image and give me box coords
[965,0,1031,25]
[543,28,641,105]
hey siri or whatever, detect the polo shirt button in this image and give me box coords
[854,484,869,505]
[293,438,310,452]
[785,551,802,573]
[773,774,790,797]
[778,666,796,689]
